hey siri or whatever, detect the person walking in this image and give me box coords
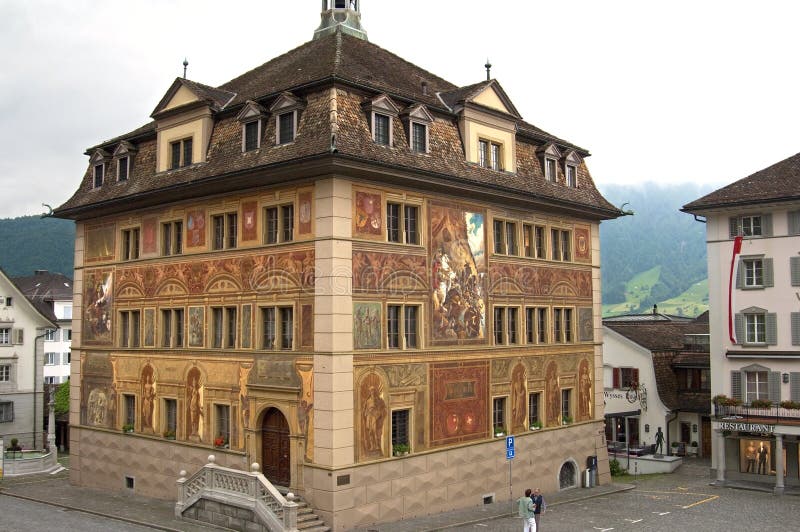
[532,488,545,531]
[517,488,536,532]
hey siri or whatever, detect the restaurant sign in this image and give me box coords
[719,421,775,433]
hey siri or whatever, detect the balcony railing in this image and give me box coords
[714,403,800,423]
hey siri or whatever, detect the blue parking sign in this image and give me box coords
[506,448,515,460]
[506,436,515,450]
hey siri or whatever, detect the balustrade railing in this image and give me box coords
[715,403,800,423]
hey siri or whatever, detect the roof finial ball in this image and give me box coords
[183,58,189,79]
[485,59,492,81]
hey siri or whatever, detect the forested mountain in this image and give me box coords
[599,183,712,316]
[0,215,75,278]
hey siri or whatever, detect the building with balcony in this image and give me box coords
[53,3,620,528]
[603,310,710,461]
[683,151,800,493]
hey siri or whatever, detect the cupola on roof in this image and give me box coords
[314,0,367,41]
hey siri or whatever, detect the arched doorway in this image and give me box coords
[261,408,290,486]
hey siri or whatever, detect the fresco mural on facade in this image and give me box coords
[143,308,155,347]
[141,364,157,432]
[296,362,314,462]
[186,367,204,441]
[353,302,381,349]
[242,201,258,241]
[429,203,486,344]
[354,190,383,239]
[80,353,115,428]
[301,304,313,348]
[352,252,427,293]
[142,217,158,254]
[545,361,560,426]
[188,307,204,347]
[489,263,592,298]
[241,304,252,348]
[578,307,594,342]
[359,372,388,459]
[510,362,527,432]
[85,223,116,262]
[238,363,252,448]
[574,226,591,262]
[430,361,488,446]
[83,270,113,344]
[186,209,206,248]
[578,358,592,421]
[298,190,313,236]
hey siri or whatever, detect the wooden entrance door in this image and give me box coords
[261,408,290,486]
[701,417,711,458]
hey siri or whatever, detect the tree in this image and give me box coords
[55,380,70,416]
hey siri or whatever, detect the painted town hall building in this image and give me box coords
[55,3,620,528]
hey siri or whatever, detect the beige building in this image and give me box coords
[684,151,800,493]
[55,3,620,529]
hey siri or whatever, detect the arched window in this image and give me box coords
[559,460,578,489]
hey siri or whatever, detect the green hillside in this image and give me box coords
[0,215,75,278]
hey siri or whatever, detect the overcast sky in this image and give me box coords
[1,0,798,218]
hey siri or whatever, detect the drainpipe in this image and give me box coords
[665,411,678,456]
[32,331,47,449]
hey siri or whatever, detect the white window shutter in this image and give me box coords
[12,328,23,345]
[731,371,742,401]
[763,258,774,287]
[769,372,781,404]
[793,313,800,346]
[734,314,745,343]
[766,313,778,345]
[762,213,773,236]
[791,373,800,402]
[736,259,744,289]
[789,211,800,235]
[791,257,800,287]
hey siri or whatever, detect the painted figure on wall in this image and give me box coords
[353,302,381,349]
[298,190,313,236]
[545,361,560,425]
[186,210,206,248]
[87,388,107,425]
[141,365,156,431]
[429,204,486,343]
[296,363,314,462]
[360,373,387,458]
[84,271,113,343]
[186,368,203,440]
[188,307,204,347]
[511,363,527,432]
[238,364,252,448]
[578,359,592,420]
[354,191,382,238]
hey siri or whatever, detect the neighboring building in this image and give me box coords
[0,268,57,449]
[603,311,711,458]
[683,151,800,493]
[13,271,73,384]
[54,3,620,528]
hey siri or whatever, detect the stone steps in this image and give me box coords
[279,489,330,532]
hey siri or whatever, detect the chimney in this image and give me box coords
[653,304,658,315]
[421,80,428,96]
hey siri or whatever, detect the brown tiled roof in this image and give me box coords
[604,321,708,351]
[12,271,73,301]
[683,151,800,211]
[57,30,620,220]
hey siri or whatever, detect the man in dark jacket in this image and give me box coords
[532,488,545,531]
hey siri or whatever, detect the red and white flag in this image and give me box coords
[728,235,743,344]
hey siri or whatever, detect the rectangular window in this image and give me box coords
[494,307,505,345]
[552,307,573,343]
[215,404,231,445]
[493,397,506,433]
[66,329,72,340]
[387,203,419,244]
[374,113,390,145]
[743,259,764,287]
[551,229,571,261]
[0,365,9,381]
[118,156,129,181]
[478,140,502,169]
[528,392,540,427]
[45,352,58,366]
[94,164,104,188]
[0,328,9,345]
[523,224,533,257]
[161,309,184,348]
[741,215,762,237]
[211,307,237,349]
[525,307,548,344]
[264,205,295,244]
[212,213,238,250]
[478,140,489,168]
[164,398,177,435]
[391,409,410,451]
[170,138,193,169]
[63,352,70,364]
[278,112,295,144]
[545,158,557,182]
[259,306,293,350]
[493,220,517,255]
[0,401,13,422]
[746,314,766,344]
[534,226,545,258]
[411,122,427,153]
[679,368,710,391]
[122,228,140,261]
[244,120,259,151]
[493,220,504,254]
[120,310,141,348]
[613,367,639,389]
[493,306,519,345]
[124,394,136,427]
[490,143,501,170]
[745,371,769,402]
[561,389,572,421]
[387,304,420,349]
[508,307,518,344]
[566,164,577,187]
[162,221,183,256]
[45,329,57,342]
[4,297,11,307]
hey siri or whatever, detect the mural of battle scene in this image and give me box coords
[83,270,113,344]
[358,372,388,459]
[429,203,486,344]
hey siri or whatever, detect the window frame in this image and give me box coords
[493,219,518,255]
[391,408,411,452]
[163,398,178,436]
[259,305,294,350]
[277,111,297,145]
[161,308,185,348]
[492,396,507,434]
[478,138,503,170]
[264,204,295,245]
[528,392,541,427]
[566,164,577,187]
[93,163,104,188]
[215,403,231,445]
[0,401,13,422]
[119,309,141,348]
[169,137,193,170]
[121,227,141,261]
[545,157,557,182]
[0,328,9,346]
[0,364,10,382]
[243,119,261,152]
[211,306,238,349]
[386,202,420,245]
[410,121,428,153]
[743,258,764,288]
[161,220,183,256]
[123,394,136,427]
[745,370,769,402]
[551,228,572,262]
[212,212,238,251]
[117,156,130,182]
[372,112,391,146]
[494,306,520,346]
[387,303,420,350]
[552,307,574,343]
[561,389,572,421]
[745,313,766,344]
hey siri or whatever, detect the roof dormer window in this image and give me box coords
[401,104,433,154]
[269,93,305,146]
[363,94,400,148]
[94,164,104,188]
[566,164,577,187]
[538,143,562,183]
[237,100,266,152]
[113,141,137,183]
[170,138,193,169]
[90,149,111,189]
[563,150,582,188]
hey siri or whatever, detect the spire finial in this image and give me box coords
[183,58,189,79]
[485,59,492,81]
